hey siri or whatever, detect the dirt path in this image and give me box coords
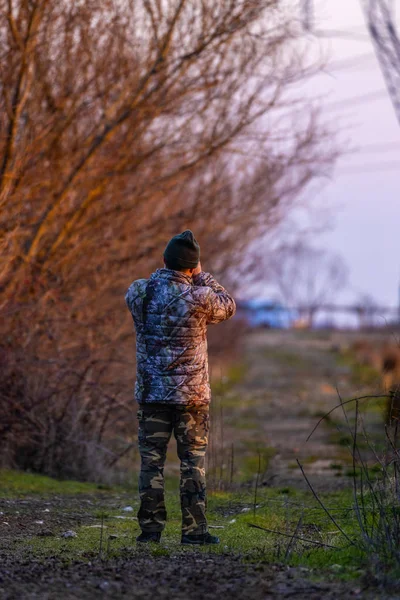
[0,492,371,600]
[0,551,370,600]
[224,329,375,490]
[0,491,382,600]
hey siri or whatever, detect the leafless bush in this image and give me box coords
[0,322,136,481]
[345,398,400,579]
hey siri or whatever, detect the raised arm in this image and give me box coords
[125,279,147,325]
[193,271,236,324]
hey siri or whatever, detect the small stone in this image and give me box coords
[241,508,250,513]
[109,534,118,539]
[43,509,50,513]
[122,506,133,512]
[61,530,77,538]
[99,581,109,591]
[35,520,44,525]
[2,522,9,526]
[229,519,236,523]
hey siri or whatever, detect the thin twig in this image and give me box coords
[230,442,234,487]
[99,513,104,559]
[247,523,340,549]
[337,389,382,544]
[306,394,390,442]
[384,424,400,461]
[253,450,261,517]
[296,459,355,545]
[284,514,303,560]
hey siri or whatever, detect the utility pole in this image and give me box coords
[361,0,400,126]
[300,1,400,125]
[302,0,314,31]
[398,274,400,324]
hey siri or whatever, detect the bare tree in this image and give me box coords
[355,293,383,329]
[362,0,400,126]
[267,242,349,326]
[0,0,337,477]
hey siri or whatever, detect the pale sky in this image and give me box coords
[287,0,400,309]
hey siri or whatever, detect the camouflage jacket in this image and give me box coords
[125,269,236,406]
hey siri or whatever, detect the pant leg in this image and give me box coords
[137,404,173,532]
[174,403,209,535]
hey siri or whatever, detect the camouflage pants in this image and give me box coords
[137,403,209,535]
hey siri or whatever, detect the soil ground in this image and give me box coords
[0,330,397,599]
[0,491,391,600]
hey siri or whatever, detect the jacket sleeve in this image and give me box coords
[193,271,236,324]
[125,280,145,325]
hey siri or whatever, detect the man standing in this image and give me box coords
[125,230,236,545]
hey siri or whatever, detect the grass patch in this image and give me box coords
[0,469,103,497]
[329,463,343,471]
[262,348,309,369]
[225,415,259,430]
[12,476,351,558]
[7,468,396,585]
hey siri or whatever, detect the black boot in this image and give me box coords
[181,532,220,545]
[136,531,161,543]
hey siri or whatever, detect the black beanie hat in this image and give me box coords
[163,230,200,270]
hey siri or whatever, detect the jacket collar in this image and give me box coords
[151,268,193,285]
